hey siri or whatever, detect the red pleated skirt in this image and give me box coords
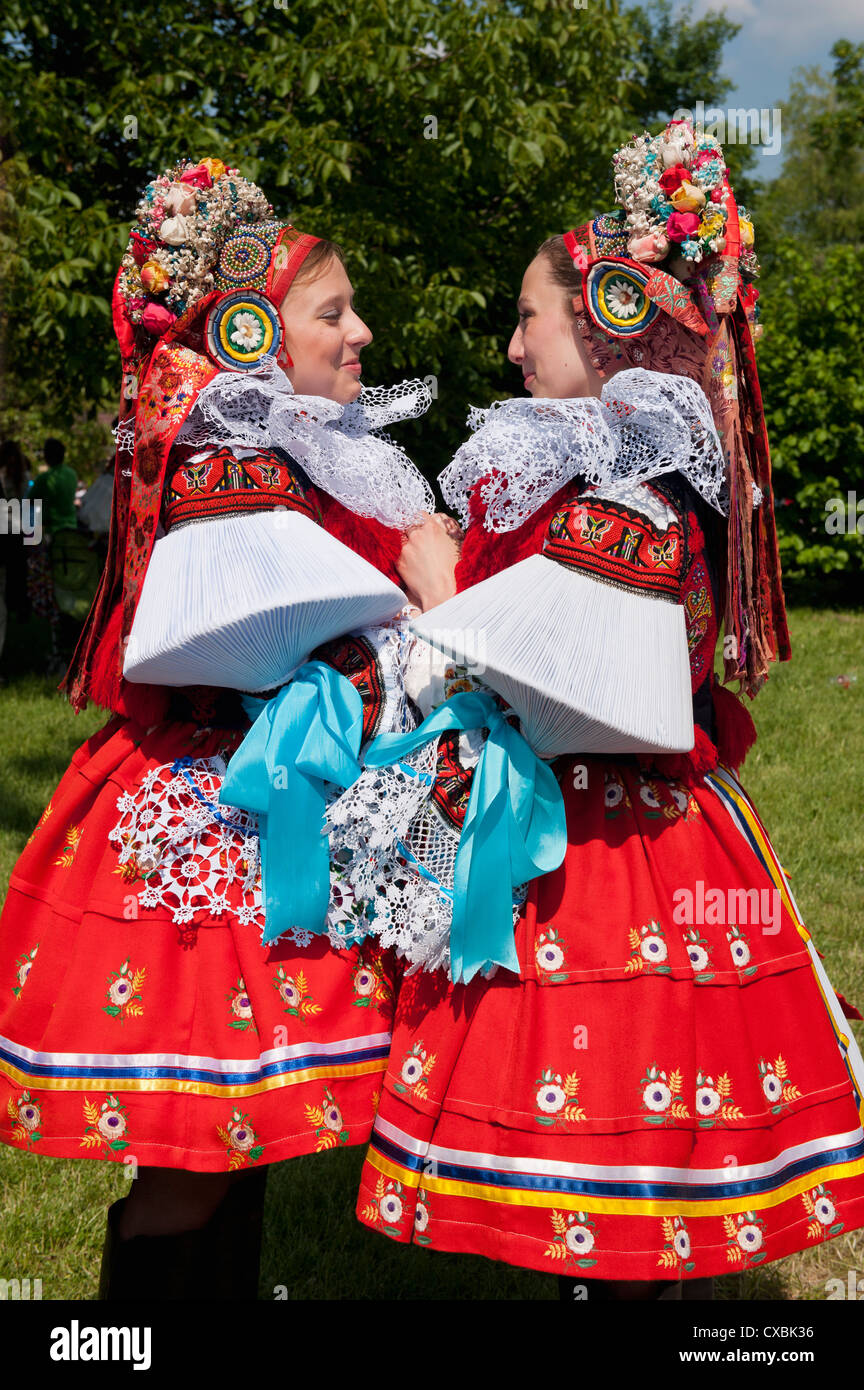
[356,758,864,1280]
[0,716,396,1173]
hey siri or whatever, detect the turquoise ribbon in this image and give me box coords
[219,661,364,946]
[363,691,566,984]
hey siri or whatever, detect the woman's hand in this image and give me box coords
[397,512,463,612]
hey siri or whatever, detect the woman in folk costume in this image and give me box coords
[0,156,436,1298]
[334,119,864,1296]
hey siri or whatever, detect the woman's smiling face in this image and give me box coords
[507,253,604,400]
[278,255,372,403]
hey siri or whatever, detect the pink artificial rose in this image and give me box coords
[179,163,213,190]
[627,231,670,264]
[163,183,198,216]
[665,211,701,243]
[141,303,177,335]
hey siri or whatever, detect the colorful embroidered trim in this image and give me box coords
[367,1115,864,1218]
[163,446,321,531]
[311,633,387,744]
[706,766,864,1121]
[543,497,684,601]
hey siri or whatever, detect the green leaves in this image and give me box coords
[750,43,864,594]
[3,0,737,481]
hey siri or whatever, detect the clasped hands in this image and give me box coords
[397,511,463,613]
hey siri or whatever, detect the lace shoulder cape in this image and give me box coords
[438,368,748,533]
[140,358,437,531]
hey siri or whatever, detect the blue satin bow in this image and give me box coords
[363,691,566,984]
[219,661,363,946]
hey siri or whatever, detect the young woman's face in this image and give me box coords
[278,257,372,403]
[508,254,604,400]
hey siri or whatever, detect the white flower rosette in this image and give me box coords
[639,930,667,965]
[642,1070,672,1113]
[695,1080,721,1117]
[323,1100,343,1133]
[380,1192,403,1225]
[279,977,300,1009]
[686,940,710,973]
[673,1225,691,1261]
[565,1223,595,1257]
[97,1107,127,1141]
[401,1055,424,1087]
[814,1193,836,1226]
[108,977,133,1007]
[231,987,254,1020]
[736,1219,763,1254]
[18,1099,41,1132]
[228,1119,256,1152]
[353,966,376,997]
[536,1076,567,1115]
[536,940,564,973]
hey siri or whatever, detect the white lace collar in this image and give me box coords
[439,368,729,532]
[177,358,435,530]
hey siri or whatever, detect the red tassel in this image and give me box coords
[835,990,864,1023]
[713,678,758,771]
[68,600,167,724]
[639,726,719,786]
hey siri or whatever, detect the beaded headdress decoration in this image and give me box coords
[560,118,788,699]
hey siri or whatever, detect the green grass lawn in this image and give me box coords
[0,607,862,1299]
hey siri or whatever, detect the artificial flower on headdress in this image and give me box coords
[613,121,740,266]
[116,157,273,333]
[139,260,170,294]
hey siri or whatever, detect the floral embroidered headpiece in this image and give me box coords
[206,221,320,373]
[117,158,273,335]
[115,158,320,384]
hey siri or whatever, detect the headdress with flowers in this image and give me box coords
[117,157,273,337]
[64,156,430,721]
[613,120,757,278]
[558,118,789,700]
[64,156,307,721]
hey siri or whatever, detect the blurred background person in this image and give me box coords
[26,437,78,673]
[0,440,32,679]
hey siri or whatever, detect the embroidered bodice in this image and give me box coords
[162,444,322,532]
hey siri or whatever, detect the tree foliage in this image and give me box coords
[752,40,864,594]
[1,0,738,477]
